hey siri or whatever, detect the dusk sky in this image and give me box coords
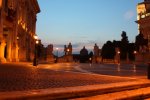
[37,0,143,54]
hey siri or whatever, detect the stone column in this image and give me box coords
[13,7,19,62]
[0,4,6,63]
[13,27,19,62]
[14,43,19,62]
[6,30,12,61]
[0,42,6,63]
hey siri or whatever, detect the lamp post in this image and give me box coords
[33,35,38,66]
[55,48,58,63]
[133,50,137,62]
[117,51,120,65]
[67,49,70,62]
[133,50,137,72]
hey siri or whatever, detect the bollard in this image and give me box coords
[148,63,150,79]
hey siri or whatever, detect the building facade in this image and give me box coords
[0,0,40,62]
[136,0,150,62]
[136,0,150,51]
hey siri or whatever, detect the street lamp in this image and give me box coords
[133,50,137,61]
[89,57,92,63]
[117,51,120,65]
[56,48,59,57]
[133,50,137,68]
[33,35,39,66]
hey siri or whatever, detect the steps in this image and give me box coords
[71,80,150,100]
[72,87,150,100]
[1,80,150,100]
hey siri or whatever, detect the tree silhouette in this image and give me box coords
[89,51,93,58]
[120,31,129,60]
[121,31,129,44]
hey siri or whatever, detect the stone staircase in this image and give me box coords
[71,80,150,100]
[1,80,150,100]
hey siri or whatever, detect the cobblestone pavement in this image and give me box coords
[0,63,137,92]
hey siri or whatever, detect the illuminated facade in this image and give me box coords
[0,0,40,62]
[135,0,150,62]
[136,0,150,51]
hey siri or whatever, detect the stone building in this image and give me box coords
[136,0,150,62]
[64,42,72,56]
[80,46,89,63]
[136,0,150,50]
[63,43,73,62]
[46,44,54,62]
[0,0,40,62]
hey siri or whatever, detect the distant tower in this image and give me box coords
[64,43,73,62]
[64,45,67,55]
[68,42,72,55]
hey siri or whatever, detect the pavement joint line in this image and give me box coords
[0,80,150,99]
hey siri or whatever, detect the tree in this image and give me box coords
[120,31,129,60]
[89,51,93,58]
[121,31,129,44]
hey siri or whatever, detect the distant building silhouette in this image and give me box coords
[46,44,54,62]
[64,42,72,56]
[63,42,73,62]
[80,46,89,63]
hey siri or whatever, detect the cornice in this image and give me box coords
[31,0,40,14]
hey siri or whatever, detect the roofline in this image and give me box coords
[31,0,40,13]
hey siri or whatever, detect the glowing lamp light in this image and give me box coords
[117,51,120,54]
[34,35,38,40]
[67,49,70,52]
[36,40,39,44]
[134,50,137,54]
[17,36,19,40]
